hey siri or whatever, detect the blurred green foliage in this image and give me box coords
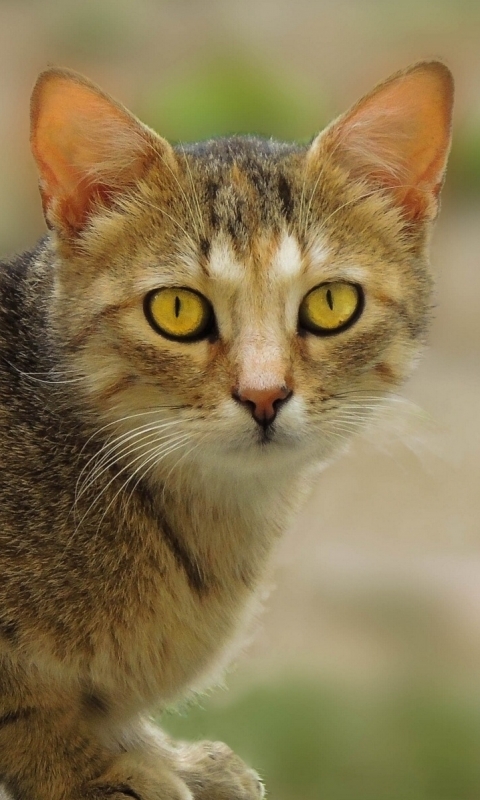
[448,126,480,196]
[46,1,139,58]
[141,54,327,143]
[161,679,480,800]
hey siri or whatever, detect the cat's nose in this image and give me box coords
[232,385,293,428]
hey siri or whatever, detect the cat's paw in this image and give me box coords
[176,740,265,800]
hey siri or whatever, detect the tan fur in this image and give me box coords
[0,62,453,799]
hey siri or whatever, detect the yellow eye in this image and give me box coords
[145,287,215,341]
[299,282,363,335]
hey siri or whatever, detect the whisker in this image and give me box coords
[141,137,203,242]
[79,407,189,454]
[304,180,418,241]
[296,157,308,235]
[75,437,172,513]
[93,433,193,537]
[75,421,191,502]
[179,144,207,239]
[75,418,188,502]
[125,432,205,511]
[160,428,210,494]
[135,195,198,248]
[74,432,192,533]
[302,167,325,239]
[4,361,85,385]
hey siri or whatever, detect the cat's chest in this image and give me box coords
[90,493,278,706]
[121,563,260,706]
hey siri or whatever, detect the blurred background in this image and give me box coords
[2,1,480,797]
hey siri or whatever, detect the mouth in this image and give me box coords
[256,425,276,445]
[222,420,302,457]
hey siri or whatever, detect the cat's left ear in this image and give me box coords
[30,68,176,235]
[310,61,454,221]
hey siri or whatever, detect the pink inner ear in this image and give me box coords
[30,71,155,232]
[323,63,453,220]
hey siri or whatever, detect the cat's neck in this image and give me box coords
[147,449,318,588]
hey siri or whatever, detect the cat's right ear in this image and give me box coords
[309,61,454,223]
[30,68,176,235]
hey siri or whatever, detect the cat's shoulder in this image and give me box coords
[0,237,49,287]
[0,237,51,350]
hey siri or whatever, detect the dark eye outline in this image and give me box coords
[144,287,217,342]
[298,282,364,336]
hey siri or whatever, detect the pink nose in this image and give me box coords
[233,384,293,427]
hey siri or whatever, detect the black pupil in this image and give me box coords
[174,295,181,317]
[326,288,334,310]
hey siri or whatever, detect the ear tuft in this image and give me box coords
[312,61,454,221]
[30,68,174,233]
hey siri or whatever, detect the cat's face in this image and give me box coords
[31,64,453,477]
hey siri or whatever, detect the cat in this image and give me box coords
[0,60,453,800]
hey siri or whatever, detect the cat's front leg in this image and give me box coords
[0,706,263,800]
[138,722,265,800]
[0,704,191,800]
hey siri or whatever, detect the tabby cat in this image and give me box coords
[0,61,453,799]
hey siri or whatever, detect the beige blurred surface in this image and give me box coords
[0,0,479,696]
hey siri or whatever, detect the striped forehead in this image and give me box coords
[206,231,303,283]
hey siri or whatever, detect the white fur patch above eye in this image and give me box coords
[305,234,331,273]
[270,232,302,279]
[208,235,243,281]
[306,234,369,284]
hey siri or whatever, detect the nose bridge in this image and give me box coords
[231,259,291,392]
[235,323,288,391]
[230,260,294,427]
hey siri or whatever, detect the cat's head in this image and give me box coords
[30,63,453,479]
